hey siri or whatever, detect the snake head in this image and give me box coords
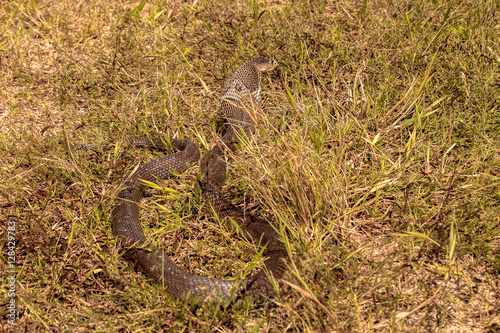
[252,58,278,72]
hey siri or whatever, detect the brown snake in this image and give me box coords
[111,58,287,302]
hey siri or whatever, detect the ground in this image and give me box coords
[0,0,499,332]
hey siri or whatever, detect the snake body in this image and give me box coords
[112,58,286,301]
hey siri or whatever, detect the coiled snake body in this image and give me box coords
[112,58,286,302]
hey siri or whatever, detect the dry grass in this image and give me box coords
[1,0,499,331]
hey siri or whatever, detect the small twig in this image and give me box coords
[372,286,443,329]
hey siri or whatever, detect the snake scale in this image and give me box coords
[112,58,287,302]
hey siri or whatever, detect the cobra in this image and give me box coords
[112,58,286,302]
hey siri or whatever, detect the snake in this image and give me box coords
[111,58,287,302]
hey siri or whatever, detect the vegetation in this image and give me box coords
[1,0,499,331]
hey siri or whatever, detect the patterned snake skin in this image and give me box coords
[112,58,286,302]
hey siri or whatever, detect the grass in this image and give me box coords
[1,0,499,331]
